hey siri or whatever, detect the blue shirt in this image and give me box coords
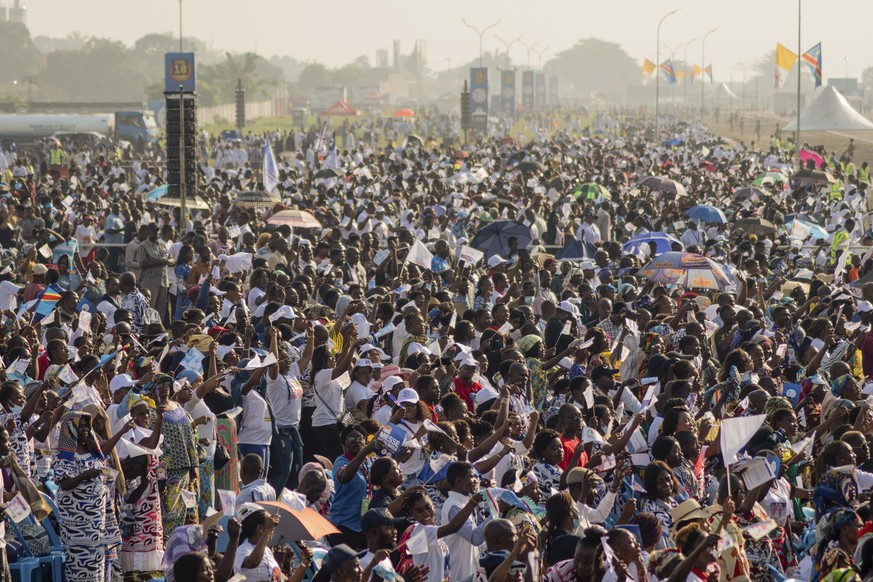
[329,453,371,532]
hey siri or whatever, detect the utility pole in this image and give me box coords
[655,8,680,136]
[494,34,521,70]
[462,19,501,67]
[701,27,718,117]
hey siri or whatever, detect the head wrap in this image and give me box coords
[830,375,852,398]
[56,411,104,461]
[143,373,173,395]
[516,334,542,357]
[646,548,682,578]
[176,370,202,385]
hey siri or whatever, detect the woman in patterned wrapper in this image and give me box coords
[52,411,111,582]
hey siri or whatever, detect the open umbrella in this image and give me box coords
[233,191,282,210]
[267,210,322,229]
[792,168,835,186]
[404,134,424,146]
[258,501,340,543]
[685,205,727,224]
[469,220,533,260]
[314,168,343,180]
[622,232,681,256]
[513,160,545,173]
[799,149,825,169]
[143,185,168,202]
[663,138,684,147]
[573,183,611,200]
[752,172,789,187]
[155,196,211,211]
[637,176,688,197]
[734,217,776,236]
[786,218,829,240]
[393,108,415,118]
[555,239,598,261]
[733,186,767,201]
[638,252,736,291]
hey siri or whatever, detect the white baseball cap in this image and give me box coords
[354,358,374,369]
[381,376,405,392]
[487,255,506,268]
[110,374,137,394]
[557,300,581,317]
[397,388,420,405]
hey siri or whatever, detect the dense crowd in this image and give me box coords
[0,110,871,582]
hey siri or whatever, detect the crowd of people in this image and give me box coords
[0,109,872,582]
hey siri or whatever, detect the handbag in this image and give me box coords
[313,382,355,429]
[213,444,231,472]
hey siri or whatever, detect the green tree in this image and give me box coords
[546,38,638,96]
[0,21,42,84]
[297,63,331,92]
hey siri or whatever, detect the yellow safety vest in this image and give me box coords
[831,228,849,263]
[829,180,844,201]
[859,166,869,183]
[49,148,63,166]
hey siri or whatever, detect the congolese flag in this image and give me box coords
[32,283,63,323]
[660,60,677,85]
[802,43,822,88]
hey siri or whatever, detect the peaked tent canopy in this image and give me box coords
[320,100,359,116]
[710,83,738,102]
[783,86,873,131]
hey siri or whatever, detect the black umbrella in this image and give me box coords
[555,240,598,261]
[792,168,835,186]
[514,160,545,173]
[470,220,533,260]
[733,186,767,200]
[637,176,688,196]
[314,168,343,179]
[506,150,529,165]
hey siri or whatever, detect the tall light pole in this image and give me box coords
[701,27,719,117]
[462,19,501,67]
[795,0,801,155]
[664,42,682,113]
[520,40,538,69]
[534,45,549,69]
[178,0,183,52]
[655,8,680,136]
[683,37,698,112]
[494,34,521,70]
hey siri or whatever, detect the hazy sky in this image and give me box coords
[21,0,872,80]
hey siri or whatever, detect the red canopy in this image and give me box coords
[320,100,359,116]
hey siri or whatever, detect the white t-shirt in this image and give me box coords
[398,421,426,478]
[406,523,450,582]
[266,363,303,428]
[106,402,130,438]
[247,287,266,313]
[345,380,374,411]
[237,390,273,445]
[311,369,344,428]
[74,224,97,256]
[233,539,282,582]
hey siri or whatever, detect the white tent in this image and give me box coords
[710,83,738,103]
[783,85,873,131]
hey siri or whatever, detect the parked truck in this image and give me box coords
[0,111,159,145]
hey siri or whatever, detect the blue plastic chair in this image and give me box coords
[7,519,43,582]
[38,493,65,582]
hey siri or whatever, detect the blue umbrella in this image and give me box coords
[469,220,533,260]
[144,185,168,202]
[663,138,683,147]
[555,239,598,261]
[685,204,727,224]
[623,232,682,256]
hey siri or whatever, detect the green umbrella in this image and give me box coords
[751,172,788,187]
[573,183,611,200]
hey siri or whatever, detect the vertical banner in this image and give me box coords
[522,71,534,112]
[535,73,546,110]
[548,76,558,107]
[469,67,488,130]
[501,70,516,118]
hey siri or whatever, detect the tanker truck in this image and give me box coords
[0,111,159,146]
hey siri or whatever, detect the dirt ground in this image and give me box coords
[705,111,873,165]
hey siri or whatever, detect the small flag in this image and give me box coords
[405,240,434,271]
[721,414,766,467]
[660,60,677,85]
[262,135,279,195]
[693,65,702,83]
[802,42,822,88]
[704,64,713,82]
[33,283,63,324]
[642,58,656,76]
[775,43,798,89]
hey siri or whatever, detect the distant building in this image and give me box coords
[8,0,25,25]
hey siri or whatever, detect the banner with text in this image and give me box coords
[501,70,516,118]
[522,71,534,111]
[469,67,489,130]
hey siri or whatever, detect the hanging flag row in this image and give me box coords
[775,42,822,89]
[641,59,711,84]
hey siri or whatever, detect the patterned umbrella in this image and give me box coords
[638,252,736,291]
[623,232,682,256]
[233,191,282,209]
[637,176,688,197]
[573,183,611,200]
[751,172,789,187]
[267,210,322,229]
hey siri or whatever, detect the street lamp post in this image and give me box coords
[534,45,549,69]
[178,0,183,52]
[683,37,698,113]
[655,8,680,136]
[519,40,538,69]
[462,19,501,67]
[494,34,521,71]
[795,0,801,155]
[700,27,719,117]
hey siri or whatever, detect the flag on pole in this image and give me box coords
[33,283,63,324]
[693,65,702,83]
[802,42,822,88]
[405,239,434,271]
[704,65,713,82]
[642,59,656,76]
[262,135,279,195]
[721,414,766,466]
[660,60,677,85]
[775,43,798,89]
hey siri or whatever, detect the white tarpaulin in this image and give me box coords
[783,86,873,131]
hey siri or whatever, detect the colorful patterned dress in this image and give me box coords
[153,405,200,538]
[120,454,164,581]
